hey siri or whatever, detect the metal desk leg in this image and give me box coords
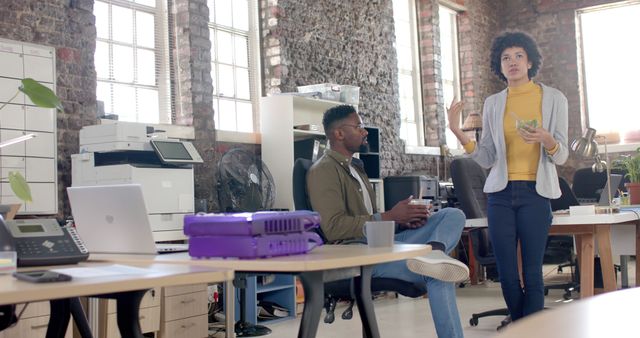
[298,271,324,338]
[353,265,380,338]
[70,298,93,337]
[620,255,629,289]
[48,298,93,338]
[113,290,146,338]
[47,299,72,338]
[224,280,236,338]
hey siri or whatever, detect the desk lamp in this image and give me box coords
[571,127,614,213]
[461,112,483,142]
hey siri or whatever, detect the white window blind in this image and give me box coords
[394,0,424,147]
[94,0,171,124]
[208,0,261,133]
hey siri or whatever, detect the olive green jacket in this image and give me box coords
[306,149,378,242]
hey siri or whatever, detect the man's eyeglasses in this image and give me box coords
[341,123,366,130]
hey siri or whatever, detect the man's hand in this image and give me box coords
[381,196,429,225]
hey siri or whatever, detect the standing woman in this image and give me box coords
[447,31,568,321]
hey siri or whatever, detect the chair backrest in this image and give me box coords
[550,177,580,211]
[468,227,496,267]
[450,157,488,218]
[572,167,607,202]
[292,158,313,211]
[292,157,332,243]
[572,167,627,202]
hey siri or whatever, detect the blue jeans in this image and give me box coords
[487,181,552,321]
[372,207,465,338]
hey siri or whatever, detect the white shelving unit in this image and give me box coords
[260,95,383,211]
[260,95,341,211]
[0,38,57,214]
[227,275,296,325]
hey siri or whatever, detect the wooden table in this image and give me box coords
[495,287,640,337]
[0,262,232,338]
[92,243,431,338]
[464,211,640,297]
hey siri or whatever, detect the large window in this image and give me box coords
[439,5,461,150]
[94,0,171,124]
[578,2,640,142]
[394,2,461,149]
[394,0,424,146]
[208,0,260,133]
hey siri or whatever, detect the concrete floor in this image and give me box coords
[211,258,635,337]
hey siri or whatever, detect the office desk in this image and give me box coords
[495,287,640,338]
[464,211,640,297]
[0,262,232,338]
[92,243,430,338]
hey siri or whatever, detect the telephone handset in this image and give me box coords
[0,218,89,267]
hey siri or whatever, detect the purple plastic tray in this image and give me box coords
[184,210,320,236]
[188,231,323,258]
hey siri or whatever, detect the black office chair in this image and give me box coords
[572,167,628,203]
[450,157,511,329]
[292,158,427,323]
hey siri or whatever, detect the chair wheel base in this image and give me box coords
[469,317,479,326]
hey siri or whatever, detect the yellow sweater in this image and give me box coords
[504,81,542,181]
[463,81,544,181]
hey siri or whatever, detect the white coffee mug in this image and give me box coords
[409,199,432,207]
[363,221,395,248]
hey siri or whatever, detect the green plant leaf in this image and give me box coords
[19,78,63,112]
[8,171,32,203]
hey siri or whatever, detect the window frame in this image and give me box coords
[439,4,463,151]
[208,0,262,134]
[577,1,640,153]
[394,0,425,148]
[94,0,172,124]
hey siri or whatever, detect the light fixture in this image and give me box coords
[461,112,483,141]
[0,133,36,149]
[571,127,614,213]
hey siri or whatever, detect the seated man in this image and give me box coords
[307,104,468,338]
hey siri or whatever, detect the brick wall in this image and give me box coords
[0,0,97,217]
[2,0,623,214]
[171,0,220,211]
[260,0,505,177]
[261,0,411,177]
[419,0,503,176]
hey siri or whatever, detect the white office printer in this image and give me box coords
[71,122,203,241]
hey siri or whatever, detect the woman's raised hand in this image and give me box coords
[447,98,464,132]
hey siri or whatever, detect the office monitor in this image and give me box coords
[150,139,203,164]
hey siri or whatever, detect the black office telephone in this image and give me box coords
[0,218,89,267]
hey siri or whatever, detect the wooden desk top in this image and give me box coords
[0,262,232,306]
[91,244,431,272]
[465,210,639,228]
[495,287,640,338]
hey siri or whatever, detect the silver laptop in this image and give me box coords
[598,174,624,206]
[67,184,188,254]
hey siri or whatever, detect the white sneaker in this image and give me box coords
[406,250,469,283]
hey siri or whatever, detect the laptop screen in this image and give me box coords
[598,174,623,206]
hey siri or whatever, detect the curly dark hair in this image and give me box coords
[490,31,542,83]
[322,104,357,137]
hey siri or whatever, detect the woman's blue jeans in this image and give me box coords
[487,181,552,321]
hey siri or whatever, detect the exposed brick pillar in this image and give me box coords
[173,0,218,211]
